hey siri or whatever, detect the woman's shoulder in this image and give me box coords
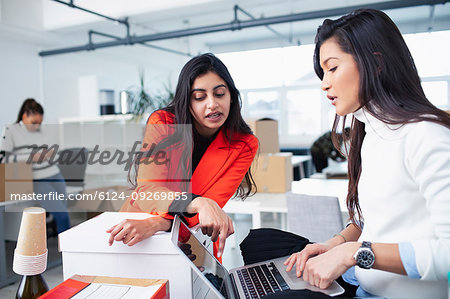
[146,110,175,125]
[229,131,259,151]
[405,121,449,138]
[2,122,22,135]
[242,132,258,145]
[403,121,450,151]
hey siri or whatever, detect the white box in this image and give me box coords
[59,212,191,299]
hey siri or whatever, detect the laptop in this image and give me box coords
[171,216,344,299]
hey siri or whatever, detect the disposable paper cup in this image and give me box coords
[13,250,48,275]
[15,207,47,256]
[13,207,47,275]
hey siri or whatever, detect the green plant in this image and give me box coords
[127,70,173,121]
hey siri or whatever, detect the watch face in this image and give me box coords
[358,249,375,269]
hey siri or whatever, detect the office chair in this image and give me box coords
[286,192,343,243]
[57,147,89,194]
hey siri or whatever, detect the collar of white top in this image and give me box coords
[352,107,405,139]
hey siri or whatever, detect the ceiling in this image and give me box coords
[40,0,450,57]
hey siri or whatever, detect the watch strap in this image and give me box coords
[361,241,372,249]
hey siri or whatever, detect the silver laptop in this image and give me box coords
[171,216,344,299]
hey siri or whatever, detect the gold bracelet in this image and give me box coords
[334,233,347,243]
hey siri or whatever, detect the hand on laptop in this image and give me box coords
[302,242,358,289]
[284,243,332,278]
[186,196,234,257]
[284,242,358,289]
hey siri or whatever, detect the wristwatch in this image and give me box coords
[353,241,375,269]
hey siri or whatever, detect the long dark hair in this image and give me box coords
[131,53,257,198]
[313,9,450,226]
[16,98,44,123]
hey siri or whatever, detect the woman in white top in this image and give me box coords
[1,98,70,233]
[267,8,450,299]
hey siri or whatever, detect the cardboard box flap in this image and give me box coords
[253,153,293,193]
[58,212,178,254]
[1,162,33,202]
[245,118,279,153]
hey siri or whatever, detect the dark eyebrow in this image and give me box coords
[322,57,338,68]
[191,84,227,93]
[191,88,206,93]
[213,84,227,90]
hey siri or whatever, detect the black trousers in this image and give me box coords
[239,228,357,298]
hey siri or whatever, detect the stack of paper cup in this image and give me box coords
[13,207,48,275]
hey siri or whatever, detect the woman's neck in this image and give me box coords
[193,123,220,139]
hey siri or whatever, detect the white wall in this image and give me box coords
[41,45,188,124]
[0,0,191,129]
[0,37,188,129]
[0,0,45,129]
[0,35,43,129]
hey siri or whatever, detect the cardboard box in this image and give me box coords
[40,274,169,299]
[74,185,132,212]
[252,152,293,193]
[0,162,33,202]
[246,118,279,153]
[58,212,191,299]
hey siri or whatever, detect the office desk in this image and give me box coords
[291,155,312,179]
[223,179,349,229]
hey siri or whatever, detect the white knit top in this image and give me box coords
[353,108,450,299]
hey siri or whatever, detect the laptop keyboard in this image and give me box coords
[236,262,290,298]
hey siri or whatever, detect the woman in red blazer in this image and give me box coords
[108,53,258,259]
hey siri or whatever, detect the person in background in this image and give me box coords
[108,53,258,259]
[262,8,450,299]
[1,98,71,234]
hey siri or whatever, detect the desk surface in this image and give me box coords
[291,155,312,167]
[224,178,349,229]
[225,178,349,214]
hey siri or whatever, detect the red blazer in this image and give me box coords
[121,110,258,255]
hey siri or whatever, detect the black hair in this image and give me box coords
[313,9,450,225]
[130,53,257,198]
[16,98,44,123]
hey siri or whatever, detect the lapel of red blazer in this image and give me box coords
[191,129,235,194]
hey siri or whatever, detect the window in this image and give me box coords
[219,30,450,147]
[246,90,279,120]
[286,88,321,136]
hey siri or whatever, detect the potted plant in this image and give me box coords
[127,70,174,122]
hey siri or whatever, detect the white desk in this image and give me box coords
[291,155,312,179]
[223,178,349,229]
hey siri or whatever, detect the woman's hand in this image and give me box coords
[106,216,172,246]
[186,196,234,257]
[284,242,334,278]
[299,242,358,289]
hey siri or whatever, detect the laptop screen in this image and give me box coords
[174,218,231,297]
